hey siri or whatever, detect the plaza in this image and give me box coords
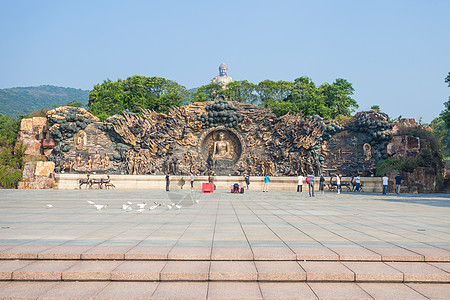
[0,189,449,299]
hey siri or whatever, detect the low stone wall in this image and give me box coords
[56,174,386,193]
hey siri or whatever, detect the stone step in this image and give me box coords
[1,260,449,283]
[0,281,449,299]
[1,245,449,262]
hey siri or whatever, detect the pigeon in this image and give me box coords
[136,208,145,213]
[94,204,108,210]
[46,204,53,208]
[87,200,95,205]
[122,204,132,211]
[127,201,133,205]
[137,203,147,209]
[166,204,173,209]
[175,204,182,209]
[149,205,158,210]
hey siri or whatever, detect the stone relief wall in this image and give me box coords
[34,99,396,178]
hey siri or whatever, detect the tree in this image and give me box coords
[440,72,450,128]
[65,100,84,107]
[371,105,380,110]
[88,75,189,118]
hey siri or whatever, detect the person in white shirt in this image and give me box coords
[382,174,389,194]
[297,174,304,192]
[336,174,341,194]
[355,175,361,192]
[190,173,194,189]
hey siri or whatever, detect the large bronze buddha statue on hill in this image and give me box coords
[212,63,233,88]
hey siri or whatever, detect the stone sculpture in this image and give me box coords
[212,63,233,87]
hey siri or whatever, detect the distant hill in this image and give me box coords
[0,85,89,117]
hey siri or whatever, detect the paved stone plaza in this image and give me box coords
[0,189,449,299]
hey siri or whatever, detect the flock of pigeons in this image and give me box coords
[46,197,200,213]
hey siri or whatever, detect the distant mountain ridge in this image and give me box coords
[0,85,89,117]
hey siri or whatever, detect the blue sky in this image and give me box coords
[1,0,449,123]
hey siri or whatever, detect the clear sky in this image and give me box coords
[1,0,449,123]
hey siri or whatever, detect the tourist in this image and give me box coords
[382,174,389,194]
[165,173,170,191]
[190,173,194,189]
[319,174,325,193]
[355,174,361,192]
[297,173,304,192]
[395,173,402,194]
[308,173,315,197]
[263,175,270,192]
[245,174,250,190]
[336,174,341,194]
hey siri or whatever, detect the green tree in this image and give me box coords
[440,72,450,128]
[431,117,450,157]
[88,75,189,118]
[191,82,223,102]
[65,100,84,107]
[222,80,259,104]
[0,114,24,189]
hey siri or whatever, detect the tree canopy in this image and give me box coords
[88,75,359,121]
[440,72,450,129]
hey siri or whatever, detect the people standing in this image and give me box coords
[245,174,250,190]
[382,174,389,194]
[297,174,304,192]
[355,174,361,192]
[395,173,402,194]
[308,174,315,197]
[190,173,194,189]
[336,174,341,194]
[319,174,325,193]
[263,175,270,192]
[165,173,170,191]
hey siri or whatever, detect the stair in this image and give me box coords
[0,246,449,299]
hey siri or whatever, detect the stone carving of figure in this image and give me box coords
[74,130,87,151]
[86,156,93,171]
[76,154,83,167]
[94,151,101,166]
[363,143,372,161]
[212,63,233,88]
[104,154,110,168]
[212,132,233,160]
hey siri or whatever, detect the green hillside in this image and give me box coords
[0,85,89,117]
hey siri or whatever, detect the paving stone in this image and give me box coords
[369,247,425,262]
[0,281,58,299]
[255,261,306,281]
[111,260,166,281]
[0,245,54,259]
[40,281,109,298]
[160,261,210,281]
[308,282,373,300]
[125,246,172,260]
[62,260,122,281]
[387,262,450,282]
[259,282,317,299]
[81,245,133,260]
[292,246,339,261]
[12,260,76,281]
[429,262,450,273]
[38,245,93,259]
[208,281,262,300]
[211,246,253,260]
[358,282,427,299]
[152,281,208,299]
[343,262,403,282]
[300,261,354,282]
[329,246,382,261]
[0,260,32,280]
[96,281,159,298]
[251,246,297,260]
[406,283,450,299]
[210,261,258,281]
[410,248,450,262]
[168,246,211,260]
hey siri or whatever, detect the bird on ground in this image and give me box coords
[46,204,53,208]
[127,201,133,205]
[137,203,147,209]
[166,204,173,209]
[136,208,145,213]
[175,204,182,209]
[122,204,132,211]
[87,200,95,205]
[94,204,108,210]
[149,205,158,210]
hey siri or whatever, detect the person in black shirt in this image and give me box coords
[394,173,402,194]
[319,174,325,193]
[165,173,170,191]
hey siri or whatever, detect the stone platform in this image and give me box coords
[56,174,387,192]
[0,190,449,299]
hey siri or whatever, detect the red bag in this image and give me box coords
[306,177,310,184]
